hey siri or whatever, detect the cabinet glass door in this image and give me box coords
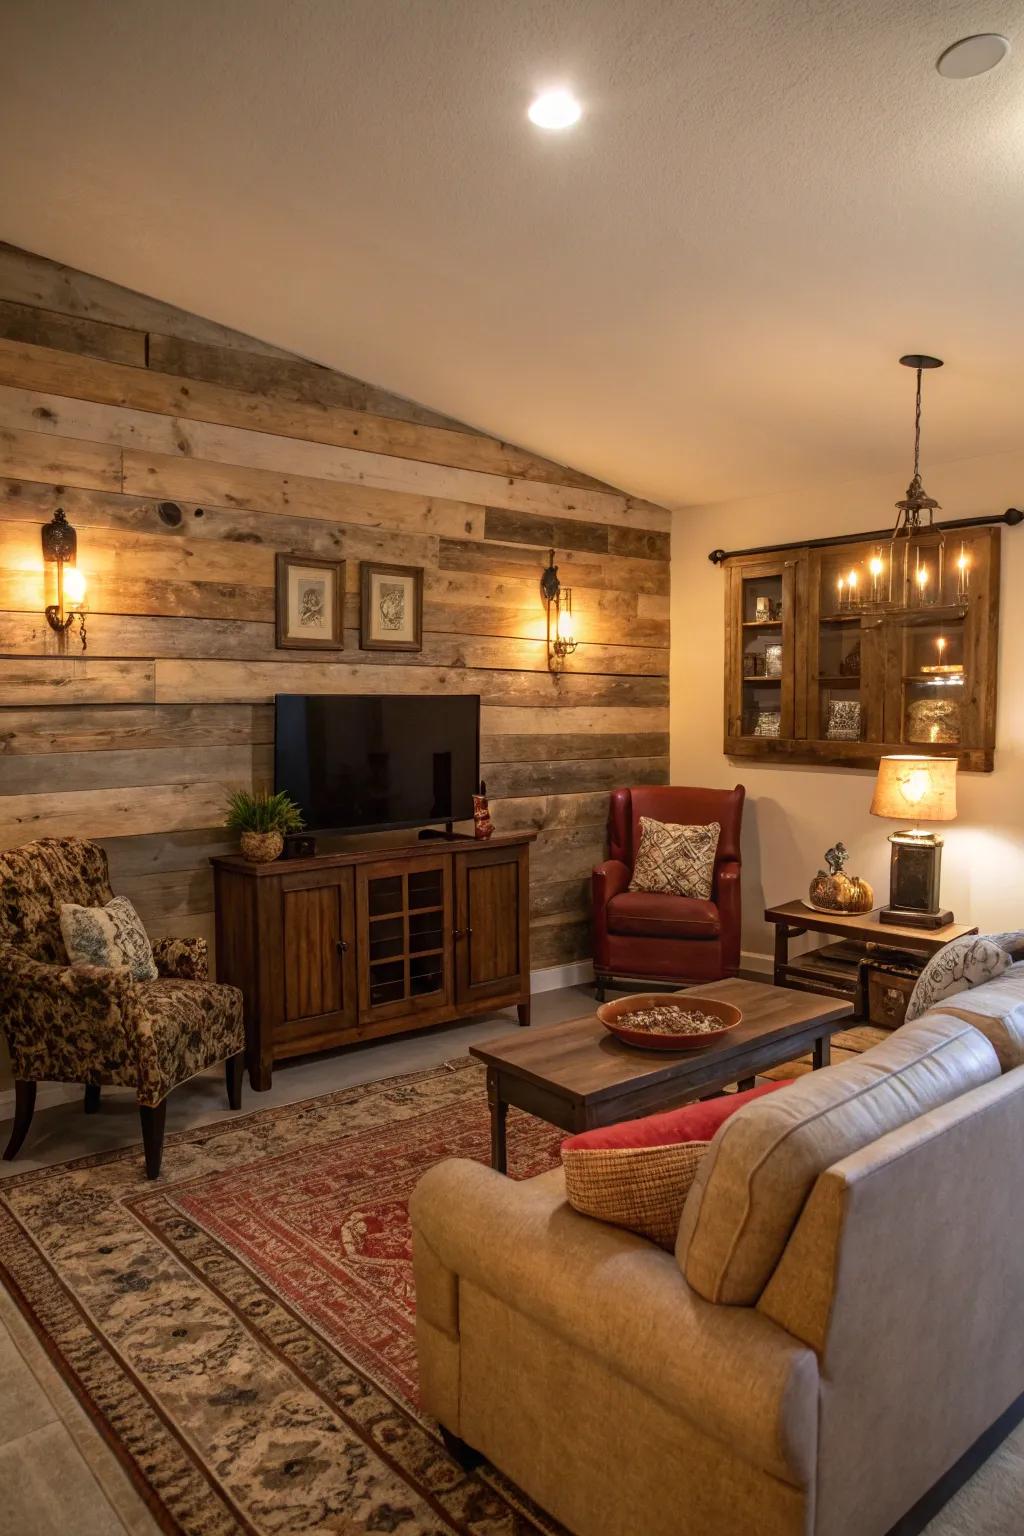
[358,856,452,1021]
[727,558,800,744]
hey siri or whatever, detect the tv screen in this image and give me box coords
[274,694,480,834]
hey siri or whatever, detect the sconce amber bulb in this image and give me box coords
[63,567,86,605]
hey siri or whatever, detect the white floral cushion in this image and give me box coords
[60,895,158,982]
[629,817,720,899]
[905,935,1011,1024]
[987,931,1024,962]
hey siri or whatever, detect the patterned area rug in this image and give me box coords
[0,1059,566,1535]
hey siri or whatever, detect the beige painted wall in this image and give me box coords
[670,449,1024,967]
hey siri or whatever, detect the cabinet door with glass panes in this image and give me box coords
[806,541,885,753]
[356,855,453,1024]
[724,556,806,752]
[881,527,999,770]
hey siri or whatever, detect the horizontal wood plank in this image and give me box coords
[0,742,270,796]
[0,780,236,846]
[0,299,146,367]
[0,703,269,755]
[0,383,670,530]
[0,658,154,705]
[0,426,121,492]
[0,243,293,358]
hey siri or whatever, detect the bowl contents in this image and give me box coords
[618,1005,723,1036]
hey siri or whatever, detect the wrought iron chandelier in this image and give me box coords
[837,355,970,616]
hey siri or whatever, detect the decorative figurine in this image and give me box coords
[808,841,874,914]
[473,781,494,840]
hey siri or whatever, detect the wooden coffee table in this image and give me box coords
[470,977,853,1172]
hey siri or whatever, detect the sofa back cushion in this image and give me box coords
[676,1014,1000,1304]
[0,838,113,963]
[942,962,1024,1071]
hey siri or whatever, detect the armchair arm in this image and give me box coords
[152,936,210,980]
[592,859,630,966]
[0,946,136,1085]
[411,1159,817,1486]
[715,859,742,973]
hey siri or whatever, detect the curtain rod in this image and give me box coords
[707,508,1023,565]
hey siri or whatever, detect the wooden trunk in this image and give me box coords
[213,833,533,1088]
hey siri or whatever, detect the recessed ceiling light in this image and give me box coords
[527,89,582,131]
[936,34,1010,79]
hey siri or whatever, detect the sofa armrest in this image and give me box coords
[0,947,136,1084]
[411,1159,818,1486]
[592,859,630,967]
[152,936,210,981]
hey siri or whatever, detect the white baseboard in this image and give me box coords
[531,958,594,994]
[741,949,773,976]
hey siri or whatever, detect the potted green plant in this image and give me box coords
[224,789,305,864]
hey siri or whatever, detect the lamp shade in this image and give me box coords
[870,755,957,822]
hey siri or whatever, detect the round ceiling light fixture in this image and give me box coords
[527,88,582,130]
[936,34,1010,78]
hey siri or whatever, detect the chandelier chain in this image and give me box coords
[913,367,922,480]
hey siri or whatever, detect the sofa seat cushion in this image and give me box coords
[606,891,720,939]
[562,1082,788,1248]
[677,1014,1000,1305]
[942,961,1024,1071]
[127,977,244,1107]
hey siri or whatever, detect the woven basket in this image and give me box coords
[239,830,284,864]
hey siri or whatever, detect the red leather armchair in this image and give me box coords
[592,785,745,999]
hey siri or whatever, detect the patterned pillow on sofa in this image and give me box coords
[562,1081,788,1249]
[905,935,1011,1024]
[60,895,158,982]
[629,817,721,899]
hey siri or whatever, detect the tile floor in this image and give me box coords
[0,985,596,1534]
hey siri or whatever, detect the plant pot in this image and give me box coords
[240,830,284,864]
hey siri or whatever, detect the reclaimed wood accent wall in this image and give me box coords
[0,243,670,985]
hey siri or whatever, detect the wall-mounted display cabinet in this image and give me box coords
[724,527,1000,771]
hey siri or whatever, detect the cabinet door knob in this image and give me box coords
[336,939,349,954]
[452,928,463,940]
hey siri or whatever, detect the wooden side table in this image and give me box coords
[765,901,978,1020]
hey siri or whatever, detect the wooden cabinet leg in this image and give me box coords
[595,973,609,1003]
[3,1081,36,1161]
[84,1083,101,1114]
[516,1000,531,1027]
[487,1069,508,1174]
[139,1100,167,1179]
[225,1052,244,1110]
[248,1054,272,1092]
[813,1034,831,1070]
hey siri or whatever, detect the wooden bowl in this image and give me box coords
[597,993,743,1052]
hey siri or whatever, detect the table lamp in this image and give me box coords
[870,755,957,928]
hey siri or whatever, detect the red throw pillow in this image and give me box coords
[561,1081,790,1250]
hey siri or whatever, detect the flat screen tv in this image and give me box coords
[274,693,480,835]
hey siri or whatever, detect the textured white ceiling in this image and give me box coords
[1,1,1022,508]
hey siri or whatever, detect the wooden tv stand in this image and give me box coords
[212,832,534,1090]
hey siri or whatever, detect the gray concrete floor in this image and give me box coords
[0,985,598,1534]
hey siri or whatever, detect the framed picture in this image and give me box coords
[360,562,423,652]
[275,554,345,650]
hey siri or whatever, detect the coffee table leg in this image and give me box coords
[813,1034,831,1070]
[737,1077,756,1092]
[487,1068,509,1174]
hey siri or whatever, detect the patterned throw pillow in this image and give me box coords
[629,817,721,899]
[60,895,158,982]
[905,935,1011,1024]
[988,931,1024,962]
[562,1082,789,1249]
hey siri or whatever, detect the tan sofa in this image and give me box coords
[411,980,1024,1536]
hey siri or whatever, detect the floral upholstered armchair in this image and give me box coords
[0,837,245,1178]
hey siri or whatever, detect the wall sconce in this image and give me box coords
[42,508,87,649]
[540,547,577,671]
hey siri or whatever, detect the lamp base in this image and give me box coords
[879,904,954,930]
